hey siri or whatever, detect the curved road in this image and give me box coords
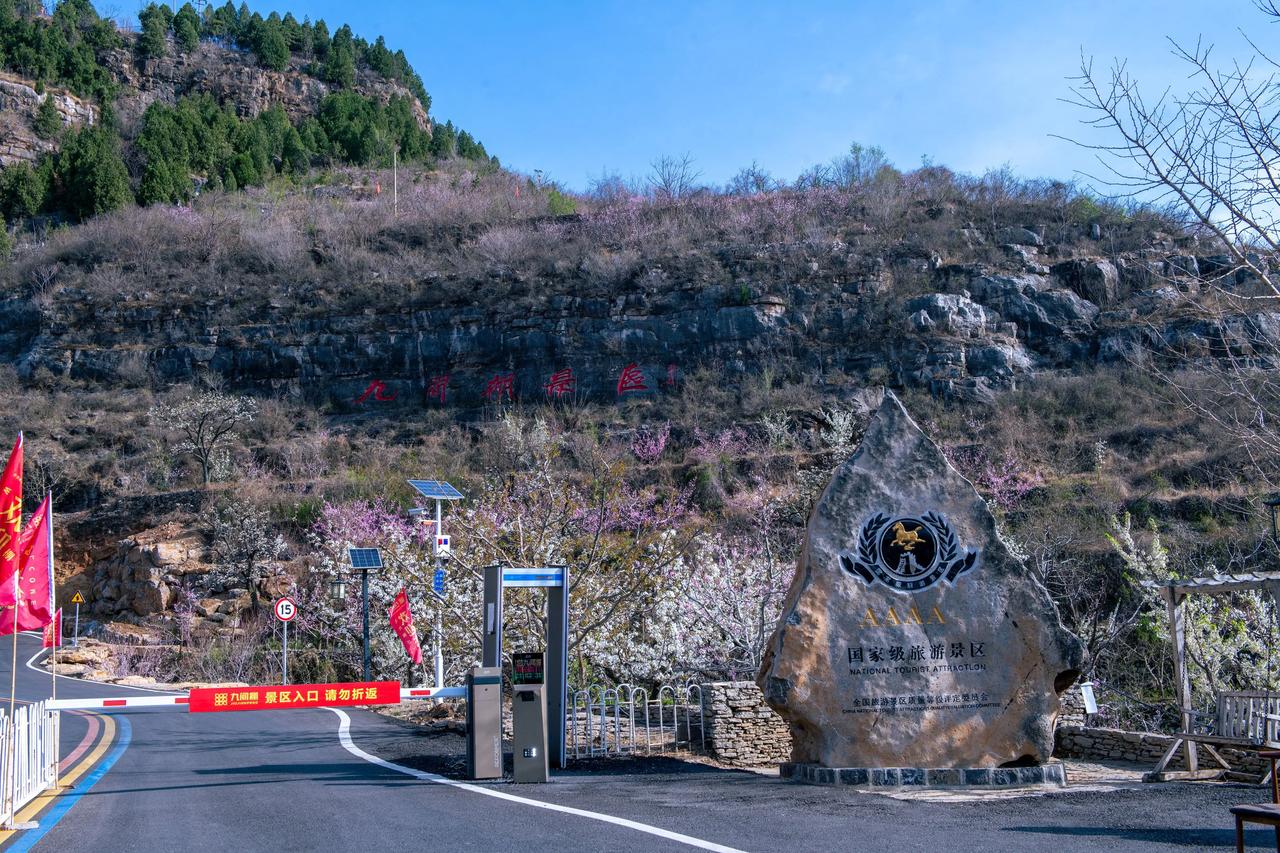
[1,633,741,853]
[0,632,1271,852]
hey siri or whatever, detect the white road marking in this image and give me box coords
[329,708,748,853]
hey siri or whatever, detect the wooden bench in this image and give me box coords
[1233,750,1280,852]
[1148,693,1280,783]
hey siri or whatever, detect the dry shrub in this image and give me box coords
[581,247,640,284]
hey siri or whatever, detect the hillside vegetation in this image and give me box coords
[1,136,1272,724]
[1,5,1276,730]
[0,0,494,226]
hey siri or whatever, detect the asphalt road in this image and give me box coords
[0,632,1270,852]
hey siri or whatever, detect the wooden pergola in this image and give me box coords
[1144,572,1280,782]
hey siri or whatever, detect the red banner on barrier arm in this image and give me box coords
[188,681,400,713]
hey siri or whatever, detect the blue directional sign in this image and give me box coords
[501,567,565,588]
[433,568,446,596]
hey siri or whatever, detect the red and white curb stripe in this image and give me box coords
[400,686,465,700]
[47,685,465,711]
[48,695,188,710]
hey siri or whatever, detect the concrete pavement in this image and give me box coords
[0,631,1270,852]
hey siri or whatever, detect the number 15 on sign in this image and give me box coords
[275,596,296,684]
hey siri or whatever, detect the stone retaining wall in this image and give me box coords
[700,681,792,766]
[1057,683,1087,728]
[1055,725,1267,776]
[698,680,1265,777]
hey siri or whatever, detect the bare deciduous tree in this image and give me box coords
[726,161,776,195]
[1037,538,1135,679]
[1068,3,1280,485]
[149,391,258,485]
[648,153,703,201]
[23,441,69,505]
[1066,3,1280,296]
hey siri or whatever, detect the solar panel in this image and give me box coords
[407,480,464,501]
[347,547,383,570]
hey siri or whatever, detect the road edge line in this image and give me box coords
[0,713,114,848]
[327,708,747,853]
[58,712,101,773]
[3,714,131,853]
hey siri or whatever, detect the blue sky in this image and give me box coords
[246,1,1262,190]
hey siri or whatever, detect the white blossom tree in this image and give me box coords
[150,391,258,485]
[208,500,287,614]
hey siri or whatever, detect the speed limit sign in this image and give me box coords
[274,596,297,622]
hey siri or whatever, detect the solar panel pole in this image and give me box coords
[434,496,445,688]
[362,567,372,682]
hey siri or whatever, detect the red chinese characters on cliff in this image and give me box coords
[418,364,684,403]
[354,380,397,404]
[616,363,648,396]
[544,368,576,399]
[483,373,515,402]
[426,374,450,405]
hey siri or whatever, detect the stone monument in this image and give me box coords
[757,392,1082,786]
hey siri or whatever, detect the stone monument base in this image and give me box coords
[781,761,1066,789]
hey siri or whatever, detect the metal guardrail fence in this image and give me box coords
[568,683,705,759]
[0,701,59,822]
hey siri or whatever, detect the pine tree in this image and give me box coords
[281,126,309,173]
[137,3,169,59]
[281,12,305,52]
[0,161,47,220]
[429,120,456,159]
[311,19,329,58]
[52,126,132,221]
[0,215,13,261]
[173,3,200,53]
[366,35,392,76]
[255,19,288,71]
[33,94,61,139]
[322,42,354,88]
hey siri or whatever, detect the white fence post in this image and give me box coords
[0,701,61,826]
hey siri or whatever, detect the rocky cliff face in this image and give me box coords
[7,230,1268,407]
[0,38,428,166]
[103,41,430,130]
[0,73,98,167]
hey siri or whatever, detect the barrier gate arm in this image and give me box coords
[48,685,467,712]
[48,695,189,710]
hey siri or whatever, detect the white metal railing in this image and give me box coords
[567,682,704,760]
[0,701,60,821]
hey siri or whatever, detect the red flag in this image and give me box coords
[41,609,61,649]
[0,494,53,632]
[0,434,22,599]
[388,589,423,665]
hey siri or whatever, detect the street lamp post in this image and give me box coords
[1265,495,1280,546]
